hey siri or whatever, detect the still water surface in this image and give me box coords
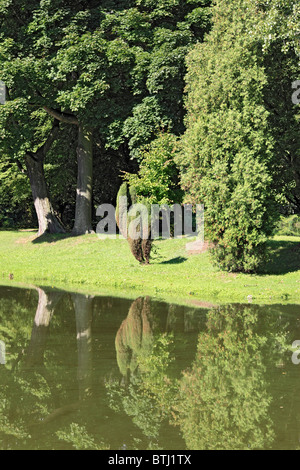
[0,285,299,450]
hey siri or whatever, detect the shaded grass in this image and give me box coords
[0,230,299,305]
[263,238,300,275]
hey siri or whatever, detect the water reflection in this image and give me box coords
[0,286,299,450]
[73,294,93,400]
[175,305,281,450]
[116,297,154,380]
[25,288,61,368]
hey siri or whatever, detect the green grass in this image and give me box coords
[0,230,299,305]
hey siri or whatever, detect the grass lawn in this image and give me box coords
[0,230,299,305]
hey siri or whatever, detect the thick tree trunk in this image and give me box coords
[72,124,94,235]
[25,155,65,236]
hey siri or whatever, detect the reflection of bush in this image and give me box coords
[113,296,177,442]
[110,302,296,449]
[174,304,290,450]
[109,331,176,443]
[113,301,292,449]
[56,423,109,450]
[115,297,154,377]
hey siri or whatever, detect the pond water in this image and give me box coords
[0,285,299,450]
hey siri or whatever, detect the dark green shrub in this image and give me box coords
[177,0,280,273]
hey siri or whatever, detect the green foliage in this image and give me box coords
[109,322,176,441]
[115,182,129,231]
[124,132,183,205]
[56,424,109,450]
[107,300,293,450]
[277,215,300,236]
[0,0,212,151]
[257,0,300,57]
[253,2,300,212]
[135,332,177,414]
[177,0,280,272]
[0,157,33,228]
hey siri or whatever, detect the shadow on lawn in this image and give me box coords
[261,239,300,275]
[160,256,188,265]
[30,233,299,275]
[31,233,74,244]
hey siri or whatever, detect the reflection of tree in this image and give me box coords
[8,288,64,436]
[1,286,299,450]
[0,292,36,443]
[174,305,289,450]
[73,294,94,400]
[25,288,62,368]
[112,297,180,445]
[115,297,154,379]
[112,301,295,450]
[0,289,95,448]
[27,293,94,430]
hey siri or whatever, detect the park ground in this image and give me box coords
[0,230,299,306]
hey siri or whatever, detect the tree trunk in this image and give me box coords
[72,124,94,235]
[25,155,65,236]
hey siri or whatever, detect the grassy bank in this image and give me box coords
[0,230,299,305]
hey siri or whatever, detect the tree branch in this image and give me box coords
[43,106,79,126]
[25,152,39,163]
[40,119,60,156]
[16,159,25,173]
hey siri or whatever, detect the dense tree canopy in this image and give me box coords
[0,0,211,234]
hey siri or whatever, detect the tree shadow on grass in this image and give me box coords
[260,239,300,275]
[31,232,74,244]
[160,256,188,265]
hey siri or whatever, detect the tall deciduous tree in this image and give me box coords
[0,0,211,235]
[0,101,65,235]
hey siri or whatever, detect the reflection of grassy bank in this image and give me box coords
[0,230,299,305]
